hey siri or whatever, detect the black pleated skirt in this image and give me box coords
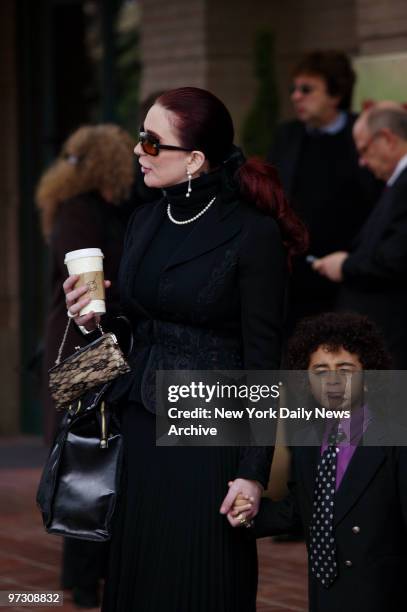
[101,402,257,612]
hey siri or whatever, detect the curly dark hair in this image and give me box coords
[288,312,391,370]
[292,50,355,111]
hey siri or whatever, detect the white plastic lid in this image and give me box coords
[64,248,104,263]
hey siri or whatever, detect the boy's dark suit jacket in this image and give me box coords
[255,444,407,612]
[339,167,407,368]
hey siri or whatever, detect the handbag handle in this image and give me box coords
[55,318,104,366]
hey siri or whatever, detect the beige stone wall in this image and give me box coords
[356,0,407,54]
[139,0,207,99]
[0,0,20,434]
[139,0,276,139]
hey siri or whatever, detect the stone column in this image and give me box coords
[139,0,207,99]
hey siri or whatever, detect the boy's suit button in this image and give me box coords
[345,560,353,567]
[352,526,360,534]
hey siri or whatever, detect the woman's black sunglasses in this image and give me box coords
[138,131,193,157]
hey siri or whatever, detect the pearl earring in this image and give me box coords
[186,170,192,198]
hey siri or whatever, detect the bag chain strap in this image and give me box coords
[55,317,104,366]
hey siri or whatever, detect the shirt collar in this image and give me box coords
[387,153,407,187]
[306,111,348,135]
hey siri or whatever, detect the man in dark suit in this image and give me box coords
[268,51,381,330]
[231,312,407,612]
[314,103,407,368]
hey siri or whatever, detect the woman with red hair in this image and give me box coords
[65,87,306,611]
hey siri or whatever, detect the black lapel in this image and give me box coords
[334,446,386,526]
[163,198,242,271]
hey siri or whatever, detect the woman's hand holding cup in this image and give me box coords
[63,247,109,332]
[63,275,111,331]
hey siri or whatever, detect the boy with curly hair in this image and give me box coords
[231,312,406,612]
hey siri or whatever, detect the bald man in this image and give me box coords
[313,102,407,367]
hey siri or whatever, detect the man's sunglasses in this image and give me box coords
[289,84,315,95]
[138,131,193,156]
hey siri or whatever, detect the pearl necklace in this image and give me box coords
[167,196,216,225]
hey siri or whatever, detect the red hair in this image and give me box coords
[156,87,308,261]
[237,158,308,262]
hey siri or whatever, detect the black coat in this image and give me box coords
[339,167,407,368]
[110,186,288,487]
[255,445,407,612]
[268,115,379,227]
[268,116,382,323]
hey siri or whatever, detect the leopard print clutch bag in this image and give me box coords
[49,320,131,410]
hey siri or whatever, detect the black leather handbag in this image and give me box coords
[36,384,123,541]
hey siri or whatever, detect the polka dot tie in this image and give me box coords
[309,425,346,588]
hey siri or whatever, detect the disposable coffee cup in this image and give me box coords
[64,248,106,316]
